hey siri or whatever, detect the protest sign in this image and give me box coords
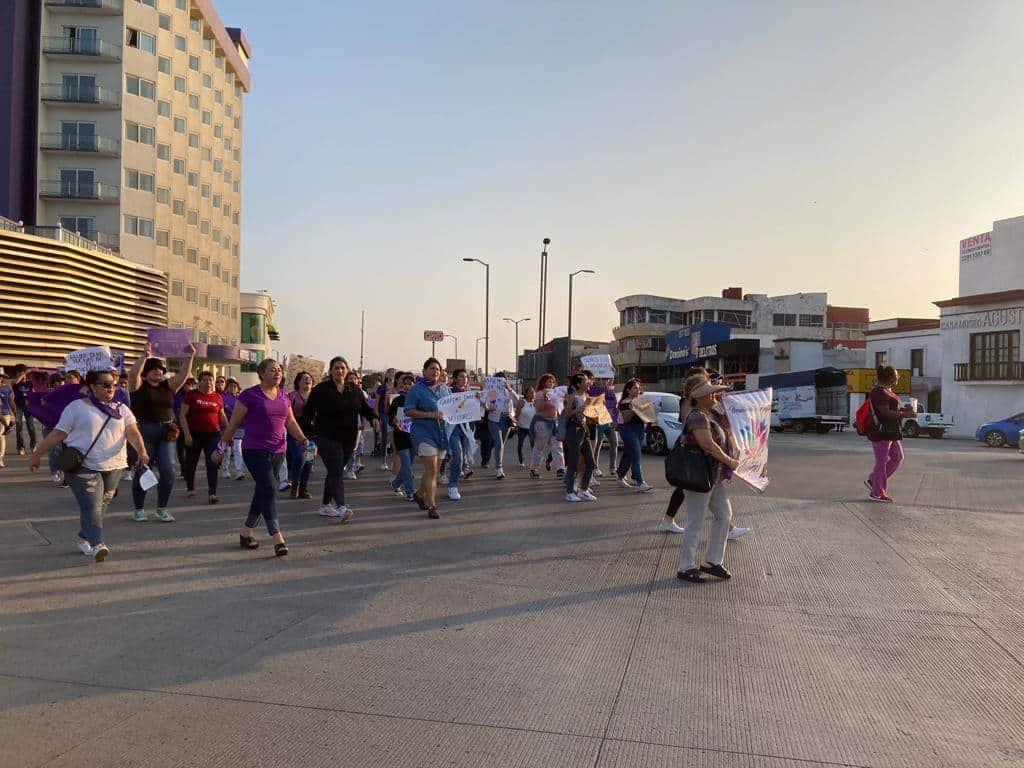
[394,407,412,433]
[722,388,772,491]
[438,391,484,424]
[64,345,113,375]
[580,354,614,379]
[630,395,657,423]
[482,376,508,413]
[550,385,568,413]
[147,328,193,357]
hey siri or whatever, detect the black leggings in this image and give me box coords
[666,487,685,518]
[318,434,356,507]
[184,431,221,494]
[516,427,532,464]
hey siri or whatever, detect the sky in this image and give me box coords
[217,0,1024,373]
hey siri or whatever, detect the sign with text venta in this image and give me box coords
[423,330,445,342]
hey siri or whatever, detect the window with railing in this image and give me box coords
[958,330,1022,381]
[773,313,797,327]
[719,310,752,329]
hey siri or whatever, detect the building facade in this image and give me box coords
[864,318,942,411]
[518,337,611,385]
[1,0,250,349]
[238,289,277,385]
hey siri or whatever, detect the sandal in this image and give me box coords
[208,495,220,505]
[699,563,732,580]
[274,542,289,557]
[412,491,428,511]
[676,568,706,583]
[239,534,259,550]
[427,506,441,519]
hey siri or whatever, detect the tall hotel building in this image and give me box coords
[0,0,251,350]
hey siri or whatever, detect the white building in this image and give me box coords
[864,319,943,411]
[238,290,277,386]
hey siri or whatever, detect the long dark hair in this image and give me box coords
[876,364,898,387]
[422,357,441,371]
[293,371,313,390]
[569,372,587,392]
[620,378,641,400]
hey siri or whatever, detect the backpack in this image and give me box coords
[854,400,872,435]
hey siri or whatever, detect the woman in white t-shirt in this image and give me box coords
[30,370,149,562]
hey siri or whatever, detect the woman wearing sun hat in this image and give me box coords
[676,375,741,584]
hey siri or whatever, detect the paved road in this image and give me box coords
[1,431,1022,767]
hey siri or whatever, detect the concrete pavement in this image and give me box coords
[0,433,1022,767]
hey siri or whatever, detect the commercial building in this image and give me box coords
[518,337,612,385]
[0,218,167,368]
[0,0,250,349]
[864,318,942,411]
[238,289,277,385]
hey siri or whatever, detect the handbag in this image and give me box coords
[55,414,113,475]
[664,421,713,492]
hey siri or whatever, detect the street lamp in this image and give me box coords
[538,238,550,347]
[444,334,458,361]
[463,258,490,374]
[567,269,596,378]
[475,335,488,374]
[503,317,530,386]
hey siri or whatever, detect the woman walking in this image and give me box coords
[180,370,227,504]
[300,357,378,521]
[676,376,740,583]
[220,378,245,480]
[616,378,653,493]
[562,373,597,502]
[404,358,447,519]
[514,386,536,467]
[865,365,914,503]
[29,370,149,562]
[529,374,566,480]
[286,372,315,499]
[444,369,474,501]
[127,343,196,523]
[388,372,416,500]
[485,374,517,480]
[218,359,308,556]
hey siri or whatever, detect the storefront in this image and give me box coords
[665,322,761,387]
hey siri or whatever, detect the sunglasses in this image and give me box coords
[95,381,116,389]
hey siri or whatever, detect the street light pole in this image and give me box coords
[462,258,491,375]
[539,238,550,347]
[503,317,530,386]
[444,334,458,361]
[475,335,488,374]
[567,269,596,379]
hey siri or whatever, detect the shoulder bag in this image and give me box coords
[664,417,713,492]
[55,413,113,475]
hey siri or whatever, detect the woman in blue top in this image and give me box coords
[404,358,448,519]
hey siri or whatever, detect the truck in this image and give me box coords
[761,367,849,434]
[900,402,954,439]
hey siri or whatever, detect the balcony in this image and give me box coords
[40,132,120,157]
[41,35,121,61]
[40,83,120,108]
[39,180,120,203]
[45,0,124,12]
[954,362,1024,383]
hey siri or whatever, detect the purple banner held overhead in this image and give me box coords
[147,328,193,357]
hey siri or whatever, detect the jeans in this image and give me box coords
[678,482,732,571]
[515,427,532,465]
[67,468,123,546]
[616,423,645,484]
[242,449,281,536]
[184,431,221,494]
[377,418,389,460]
[41,426,60,475]
[563,422,594,493]
[132,420,175,509]
[869,440,904,495]
[529,417,566,471]
[447,426,472,487]
[596,425,618,472]
[392,447,414,496]
[0,413,12,461]
[319,435,355,507]
[15,409,37,452]
[286,434,313,487]
[487,419,506,471]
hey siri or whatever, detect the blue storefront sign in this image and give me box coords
[665,322,732,366]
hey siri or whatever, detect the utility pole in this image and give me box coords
[359,309,365,372]
[538,238,550,347]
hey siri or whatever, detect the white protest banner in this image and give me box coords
[550,385,568,413]
[580,354,614,379]
[722,388,772,492]
[438,391,484,424]
[394,407,412,433]
[65,345,114,375]
[482,376,508,413]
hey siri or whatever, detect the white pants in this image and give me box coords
[677,482,733,572]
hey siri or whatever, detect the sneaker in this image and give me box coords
[579,489,598,502]
[277,480,291,491]
[594,468,604,477]
[727,526,750,540]
[318,504,338,517]
[495,469,505,479]
[234,473,247,481]
[18,448,25,456]
[565,492,582,502]
[618,476,634,488]
[635,482,654,493]
[0,458,6,469]
[427,506,441,519]
[93,544,109,563]
[336,506,354,523]
[406,494,416,502]
[344,470,358,480]
[462,469,474,479]
[392,485,406,497]
[355,464,366,474]
[50,472,63,485]
[556,469,565,480]
[153,508,175,523]
[221,467,232,479]
[880,492,895,503]
[864,478,872,491]
[480,463,489,470]
[530,469,541,479]
[868,493,892,503]
[438,475,449,485]
[658,520,686,534]
[448,486,461,501]
[76,540,95,556]
[130,509,147,522]
[380,463,389,471]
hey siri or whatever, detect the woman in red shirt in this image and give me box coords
[866,365,916,503]
[181,370,228,504]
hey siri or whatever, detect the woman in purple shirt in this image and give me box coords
[218,359,308,556]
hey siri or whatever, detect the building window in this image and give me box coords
[799,314,824,328]
[176,0,187,10]
[212,193,221,207]
[188,93,200,110]
[200,183,210,198]
[187,248,198,263]
[200,255,210,271]
[719,310,752,329]
[173,158,185,174]
[124,168,155,192]
[187,210,198,225]
[172,239,184,256]
[186,285,198,303]
[211,297,220,312]
[231,275,238,288]
[158,55,171,73]
[202,110,211,125]
[203,73,213,89]
[158,13,171,31]
[173,117,186,133]
[213,158,222,172]
[174,75,185,93]
[212,262,220,277]
[213,124,223,139]
[157,142,170,160]
[158,100,171,117]
[190,17,201,33]
[199,293,209,308]
[910,348,924,377]
[125,28,156,54]
[200,219,210,234]
[173,198,185,215]
[241,312,266,345]
[170,279,183,296]
[969,331,1020,378]
[198,331,208,344]
[187,171,198,187]
[214,89,222,104]
[188,132,199,148]
[123,215,154,237]
[156,229,169,247]
[773,313,797,327]
[647,309,667,324]
[202,146,212,161]
[125,74,156,100]
[188,55,200,71]
[175,34,186,52]
[875,351,887,367]
[136,0,156,7]
[222,270,230,285]
[125,120,154,145]
[156,186,170,204]
[203,37,213,52]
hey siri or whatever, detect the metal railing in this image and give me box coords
[41,35,121,58]
[0,220,122,259]
[39,179,120,201]
[40,83,120,107]
[954,361,1024,382]
[45,0,124,9]
[0,215,23,233]
[39,132,120,154]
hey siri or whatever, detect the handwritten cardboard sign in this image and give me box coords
[580,354,614,379]
[64,345,114,375]
[438,391,484,424]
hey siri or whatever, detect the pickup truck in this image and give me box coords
[901,403,953,439]
[761,367,849,434]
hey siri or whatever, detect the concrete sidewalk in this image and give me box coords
[0,451,1022,768]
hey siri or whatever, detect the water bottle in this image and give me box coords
[304,439,316,463]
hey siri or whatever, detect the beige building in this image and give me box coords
[33,0,250,351]
[238,290,278,385]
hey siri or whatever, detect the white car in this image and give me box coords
[637,391,683,455]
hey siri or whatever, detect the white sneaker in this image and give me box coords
[495,469,506,479]
[594,469,604,477]
[448,486,461,501]
[658,520,685,534]
[728,526,750,540]
[380,463,389,471]
[76,540,95,555]
[277,481,291,491]
[335,505,354,523]
[589,478,600,487]
[565,492,582,503]
[50,472,63,485]
[579,489,598,502]
[635,482,654,493]
[318,504,338,517]
[438,475,449,485]
[93,544,109,562]
[618,476,635,488]
[343,470,358,480]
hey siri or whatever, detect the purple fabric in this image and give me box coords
[173,388,188,418]
[88,392,123,420]
[604,387,619,423]
[238,386,290,453]
[869,440,904,496]
[25,384,85,429]
[375,383,388,415]
[222,392,237,418]
[289,390,308,420]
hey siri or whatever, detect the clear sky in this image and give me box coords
[218,0,1024,373]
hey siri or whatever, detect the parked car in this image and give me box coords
[975,413,1024,448]
[637,391,682,455]
[1019,428,1024,454]
[901,401,954,439]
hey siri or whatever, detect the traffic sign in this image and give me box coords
[423,330,444,342]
